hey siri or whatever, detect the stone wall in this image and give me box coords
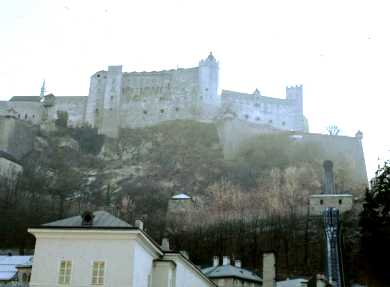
[0,117,36,160]
[0,156,23,181]
[118,67,200,130]
[217,118,368,186]
[49,96,87,127]
[0,101,43,125]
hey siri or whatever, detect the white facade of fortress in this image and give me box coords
[0,53,307,137]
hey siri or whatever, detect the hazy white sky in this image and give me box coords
[1,0,389,178]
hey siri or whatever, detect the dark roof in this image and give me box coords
[9,96,41,102]
[202,264,262,283]
[42,211,132,228]
[0,151,21,165]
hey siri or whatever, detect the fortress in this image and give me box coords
[0,53,308,137]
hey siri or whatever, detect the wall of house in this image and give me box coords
[309,194,353,215]
[132,241,155,287]
[30,231,139,287]
[166,255,214,287]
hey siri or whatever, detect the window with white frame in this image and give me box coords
[92,261,105,285]
[58,260,72,285]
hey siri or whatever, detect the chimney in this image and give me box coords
[263,252,276,287]
[222,256,230,265]
[135,219,144,230]
[81,211,94,226]
[234,260,242,268]
[213,256,219,267]
[161,238,170,251]
[323,160,335,195]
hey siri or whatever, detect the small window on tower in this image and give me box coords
[175,107,179,112]
[97,74,100,78]
[205,88,208,91]
[245,114,249,119]
[282,121,286,126]
[320,200,324,205]
[95,108,99,113]
[339,199,343,205]
[268,119,273,124]
[111,96,114,100]
[256,117,260,121]
[143,110,148,115]
[160,109,164,114]
[24,114,27,119]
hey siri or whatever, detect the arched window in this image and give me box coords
[24,114,28,119]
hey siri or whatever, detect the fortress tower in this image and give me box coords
[198,52,220,119]
[286,85,305,131]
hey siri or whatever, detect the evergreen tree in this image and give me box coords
[359,161,390,285]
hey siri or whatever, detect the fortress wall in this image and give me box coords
[217,118,281,159]
[0,102,43,124]
[119,98,197,128]
[0,117,36,160]
[225,101,295,130]
[298,133,368,186]
[53,97,87,126]
[121,68,199,104]
[116,67,200,129]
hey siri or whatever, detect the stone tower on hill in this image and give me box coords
[84,53,220,137]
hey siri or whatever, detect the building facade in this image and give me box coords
[202,256,262,287]
[28,211,215,287]
[0,53,307,137]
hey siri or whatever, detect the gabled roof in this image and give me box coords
[42,211,131,228]
[9,96,41,102]
[202,264,262,283]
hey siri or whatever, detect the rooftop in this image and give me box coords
[171,193,192,200]
[0,256,32,281]
[202,264,262,283]
[42,210,132,228]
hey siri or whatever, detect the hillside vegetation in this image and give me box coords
[0,119,365,281]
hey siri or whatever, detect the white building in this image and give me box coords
[0,255,32,285]
[202,256,262,287]
[28,210,215,287]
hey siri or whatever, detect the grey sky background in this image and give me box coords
[1,0,389,179]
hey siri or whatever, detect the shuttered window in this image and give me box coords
[58,260,72,285]
[92,261,105,285]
